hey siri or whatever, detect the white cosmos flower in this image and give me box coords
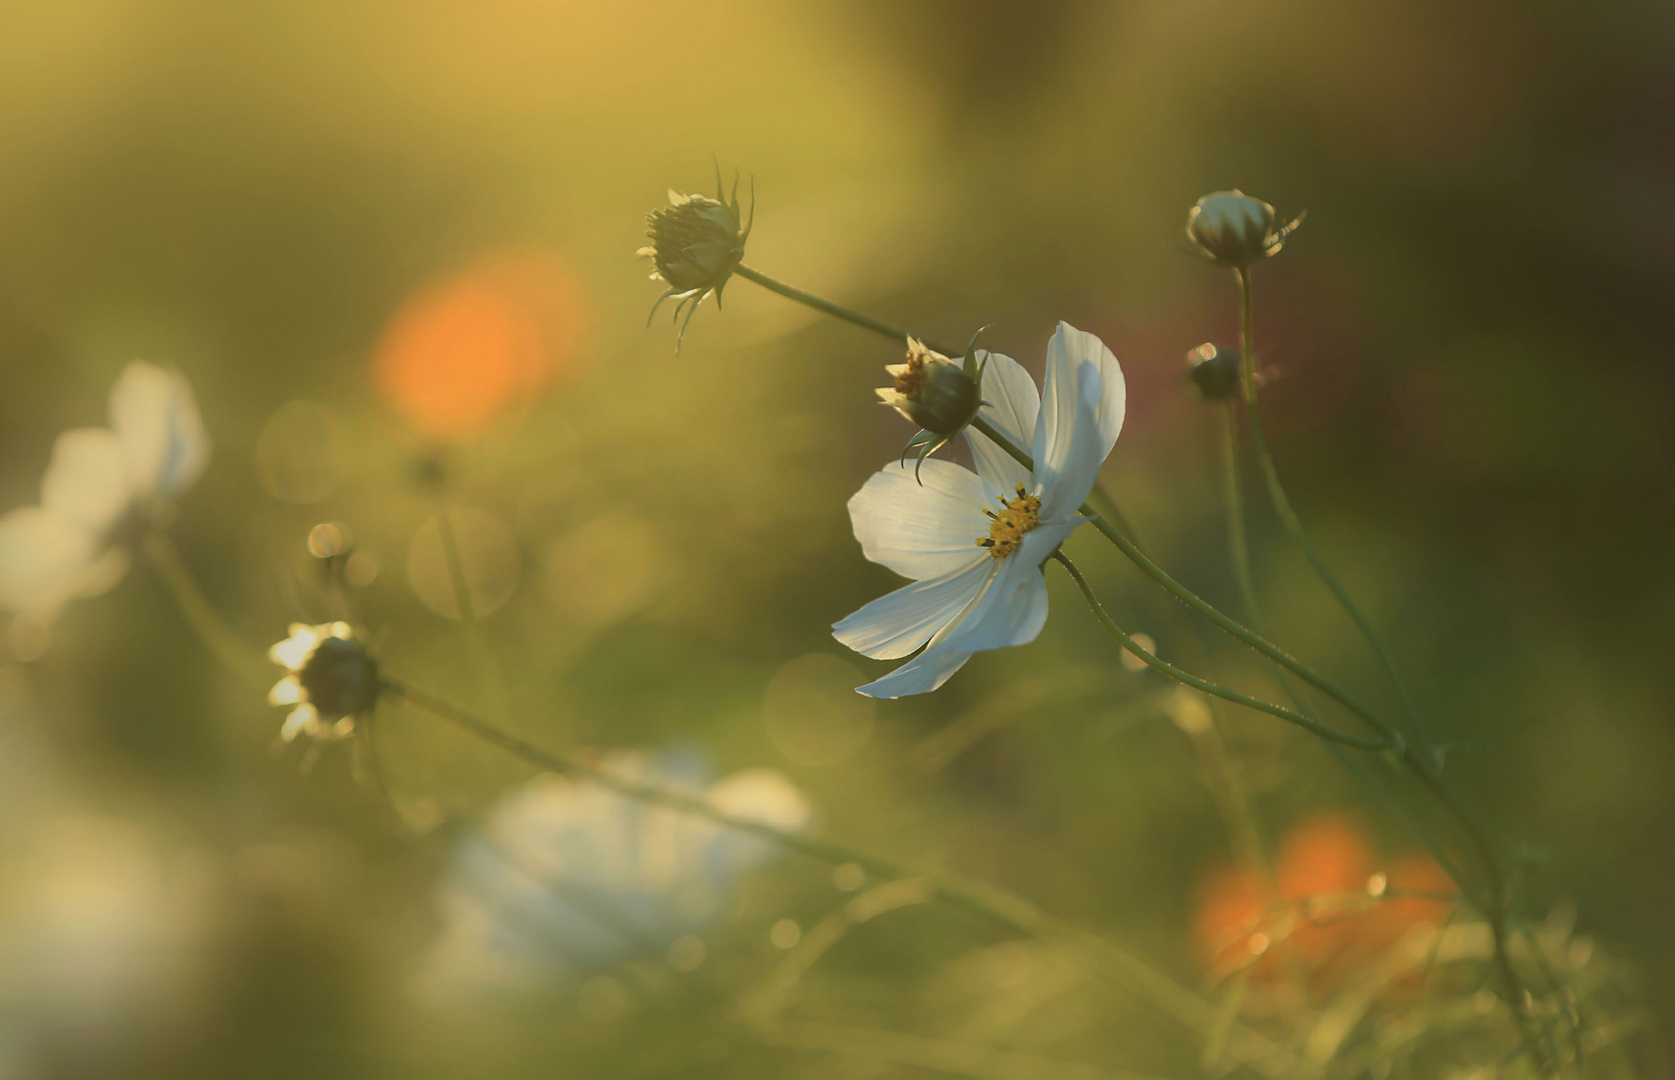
[0,363,210,620]
[418,750,811,1001]
[833,322,1125,698]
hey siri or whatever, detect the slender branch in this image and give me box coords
[1233,268,1434,760]
[382,675,1310,1079]
[1233,267,1548,1074]
[1052,553,1387,751]
[143,531,271,686]
[734,264,960,358]
[968,414,1398,748]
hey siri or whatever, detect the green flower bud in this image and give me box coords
[1186,190,1303,269]
[639,165,754,348]
[1186,342,1243,401]
[877,338,981,435]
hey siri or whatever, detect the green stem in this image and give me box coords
[434,503,478,625]
[1219,397,1479,905]
[968,414,1398,748]
[1411,763,1551,1072]
[1234,268,1434,760]
[382,675,1309,1080]
[1219,405,1262,629]
[734,264,960,358]
[1233,268,1547,1073]
[143,531,271,686]
[1052,553,1387,751]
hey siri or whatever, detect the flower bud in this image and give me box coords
[877,338,981,435]
[1186,342,1243,401]
[267,622,380,743]
[1186,190,1302,268]
[640,191,745,294]
[638,166,754,347]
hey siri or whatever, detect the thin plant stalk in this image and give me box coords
[381,675,1312,1079]
[969,415,1397,747]
[1232,268,1434,760]
[144,531,271,686]
[1232,268,1548,1073]
[1052,553,1386,751]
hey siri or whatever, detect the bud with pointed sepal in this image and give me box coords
[877,338,982,436]
[638,164,754,349]
[1186,190,1303,269]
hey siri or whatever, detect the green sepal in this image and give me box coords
[897,428,951,485]
[962,323,994,381]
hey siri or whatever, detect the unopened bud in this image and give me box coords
[877,339,981,435]
[1186,343,1243,401]
[638,166,754,347]
[640,191,746,295]
[1186,190,1301,269]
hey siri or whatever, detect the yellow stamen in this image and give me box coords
[977,484,1041,560]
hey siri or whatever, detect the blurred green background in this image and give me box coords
[1,0,1671,1076]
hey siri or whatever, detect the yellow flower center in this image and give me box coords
[892,352,928,396]
[977,485,1042,560]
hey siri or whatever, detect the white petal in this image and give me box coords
[966,351,1038,497]
[941,523,1069,654]
[854,642,973,699]
[109,362,211,499]
[1053,322,1125,454]
[269,626,320,669]
[40,428,131,535]
[281,703,318,742]
[0,508,108,616]
[268,675,302,706]
[833,556,992,660]
[1034,329,1112,522]
[847,459,993,581]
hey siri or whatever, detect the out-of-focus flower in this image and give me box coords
[1186,342,1244,401]
[0,363,210,621]
[419,751,810,1000]
[638,167,753,348]
[267,622,380,744]
[374,248,586,443]
[833,323,1126,698]
[1194,814,1453,986]
[878,338,982,436]
[1186,190,1303,269]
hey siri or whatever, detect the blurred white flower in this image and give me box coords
[419,750,811,1001]
[833,322,1125,698]
[0,363,210,620]
[266,622,379,744]
[0,712,216,1075]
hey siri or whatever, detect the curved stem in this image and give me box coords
[1218,404,1479,901]
[143,531,271,686]
[1233,268,1547,1071]
[1411,763,1551,1071]
[1219,405,1263,628]
[1053,553,1388,751]
[1234,268,1434,760]
[381,675,1310,1079]
[968,414,1398,748]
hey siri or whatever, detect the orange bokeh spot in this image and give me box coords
[374,248,585,441]
[1194,814,1453,986]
